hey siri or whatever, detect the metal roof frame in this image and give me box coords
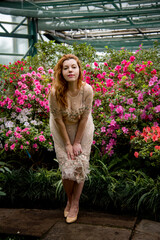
[0,0,160,52]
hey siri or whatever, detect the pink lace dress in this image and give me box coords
[49,83,94,183]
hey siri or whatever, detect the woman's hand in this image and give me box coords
[65,144,75,160]
[73,143,82,156]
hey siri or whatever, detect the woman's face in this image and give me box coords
[62,58,80,82]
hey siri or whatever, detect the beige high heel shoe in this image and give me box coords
[66,209,79,223]
[64,208,69,218]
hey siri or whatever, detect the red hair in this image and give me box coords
[53,54,83,108]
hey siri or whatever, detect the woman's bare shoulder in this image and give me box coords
[50,86,56,96]
[83,82,93,93]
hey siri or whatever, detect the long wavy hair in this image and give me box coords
[53,54,83,108]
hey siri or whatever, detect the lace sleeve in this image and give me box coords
[49,88,62,119]
[82,84,93,118]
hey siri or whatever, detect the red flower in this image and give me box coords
[134,152,139,158]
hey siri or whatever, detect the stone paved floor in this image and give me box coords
[0,208,160,239]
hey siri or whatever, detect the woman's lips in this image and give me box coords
[68,75,74,77]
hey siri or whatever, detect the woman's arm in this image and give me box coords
[49,88,74,160]
[73,116,88,156]
[55,118,75,160]
[73,84,93,156]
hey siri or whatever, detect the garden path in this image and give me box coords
[0,208,160,239]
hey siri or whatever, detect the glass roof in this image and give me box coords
[0,0,160,51]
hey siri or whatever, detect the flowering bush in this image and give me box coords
[131,126,160,167]
[0,60,54,166]
[83,46,160,172]
[0,44,160,173]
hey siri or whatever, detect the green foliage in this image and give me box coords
[102,43,160,69]
[0,163,160,220]
[0,234,39,240]
[0,166,63,208]
[26,40,98,70]
[0,161,12,196]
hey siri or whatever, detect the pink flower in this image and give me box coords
[16,127,21,132]
[10,144,15,150]
[127,98,133,105]
[109,119,116,127]
[129,107,136,113]
[92,140,96,144]
[31,71,36,75]
[96,88,101,92]
[115,106,124,114]
[130,56,136,62]
[109,103,115,111]
[101,127,106,132]
[37,67,44,71]
[86,64,90,67]
[6,130,12,136]
[33,143,38,148]
[138,93,143,102]
[16,107,22,113]
[48,69,53,74]
[109,72,115,77]
[95,99,102,107]
[121,60,127,65]
[104,62,108,66]
[106,78,114,87]
[114,65,121,71]
[39,135,46,142]
[5,144,8,151]
[20,145,23,149]
[94,62,99,67]
[155,105,160,113]
[122,127,128,134]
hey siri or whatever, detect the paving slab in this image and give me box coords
[77,210,136,229]
[42,222,132,240]
[133,219,160,240]
[0,208,62,237]
[132,231,160,240]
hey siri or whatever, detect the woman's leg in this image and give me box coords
[67,181,84,217]
[62,179,75,211]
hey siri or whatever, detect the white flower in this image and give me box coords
[5,121,14,128]
[30,120,38,125]
[24,122,30,126]
[0,124,5,130]
[11,112,17,119]
[9,136,16,142]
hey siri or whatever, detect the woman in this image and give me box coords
[49,54,94,223]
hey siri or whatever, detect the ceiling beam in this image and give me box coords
[44,34,159,50]
[0,6,160,19]
[38,20,160,31]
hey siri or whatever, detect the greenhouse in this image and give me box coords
[0,1,160,239]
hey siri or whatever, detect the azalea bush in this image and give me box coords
[82,47,160,175]
[131,126,160,169]
[0,42,160,175]
[0,61,54,167]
